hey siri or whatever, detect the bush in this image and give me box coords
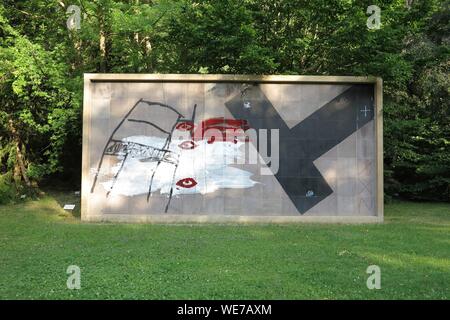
[0,173,16,205]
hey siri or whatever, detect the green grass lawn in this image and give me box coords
[0,192,449,299]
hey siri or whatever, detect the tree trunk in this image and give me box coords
[99,26,106,72]
[144,36,152,71]
[98,4,108,72]
[8,119,31,187]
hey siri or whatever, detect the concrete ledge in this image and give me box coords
[85,73,379,84]
[83,214,383,224]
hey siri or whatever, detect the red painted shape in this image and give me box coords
[178,141,197,150]
[176,121,195,131]
[176,178,198,188]
[193,117,250,143]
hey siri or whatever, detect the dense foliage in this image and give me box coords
[0,0,448,203]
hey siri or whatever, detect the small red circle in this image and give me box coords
[176,178,198,188]
[176,121,194,131]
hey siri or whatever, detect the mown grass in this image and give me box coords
[0,193,449,299]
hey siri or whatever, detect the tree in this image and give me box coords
[0,0,448,202]
[0,5,78,201]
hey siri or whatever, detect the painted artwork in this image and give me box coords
[90,100,258,212]
[84,79,379,219]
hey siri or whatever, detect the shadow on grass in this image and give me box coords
[41,189,81,218]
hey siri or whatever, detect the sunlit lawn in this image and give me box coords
[0,192,449,299]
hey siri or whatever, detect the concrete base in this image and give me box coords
[83,214,383,224]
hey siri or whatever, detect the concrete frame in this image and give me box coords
[82,74,383,223]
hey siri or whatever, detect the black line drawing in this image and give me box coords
[104,139,173,161]
[161,104,197,212]
[90,99,187,213]
[106,153,128,198]
[90,99,203,213]
[146,114,182,202]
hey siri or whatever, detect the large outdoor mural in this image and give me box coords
[83,78,379,219]
[90,100,258,213]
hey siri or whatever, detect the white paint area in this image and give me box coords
[99,135,258,196]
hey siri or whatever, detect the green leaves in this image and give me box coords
[0,0,447,201]
[0,3,79,193]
